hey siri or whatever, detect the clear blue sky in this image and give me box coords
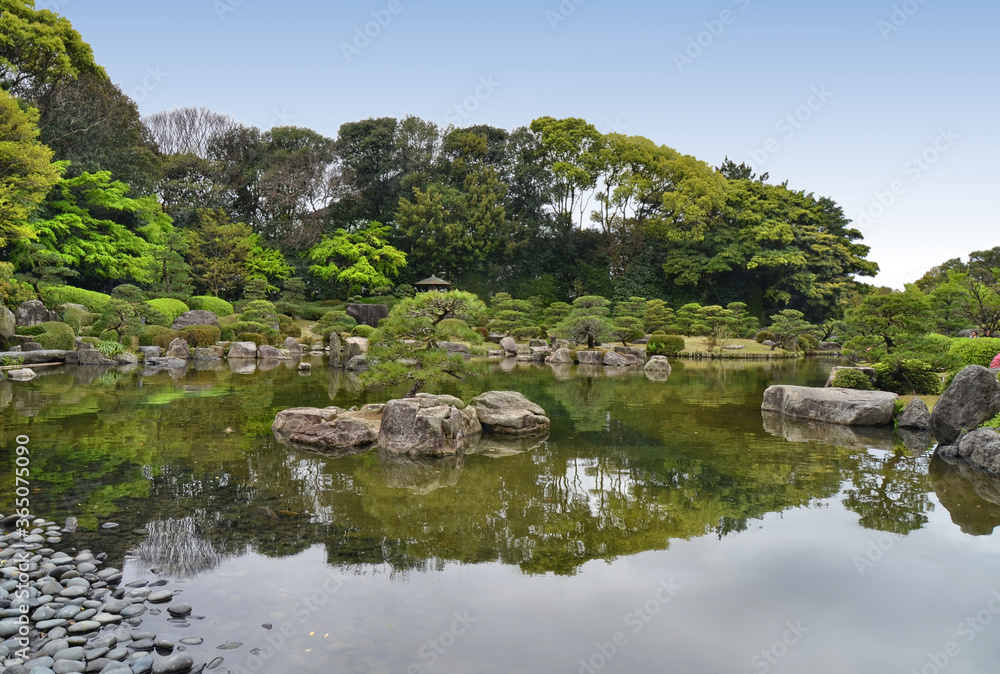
[55,0,998,288]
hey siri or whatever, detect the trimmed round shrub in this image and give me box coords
[352,324,376,338]
[319,310,356,329]
[179,324,221,347]
[19,321,75,350]
[236,332,266,346]
[797,333,821,352]
[99,329,120,343]
[41,286,112,313]
[60,305,98,333]
[187,295,234,317]
[647,331,685,356]
[140,325,176,346]
[150,329,180,350]
[226,320,277,342]
[756,330,775,344]
[874,359,941,395]
[435,318,483,344]
[283,323,302,338]
[512,325,545,340]
[831,369,875,391]
[146,298,190,323]
[950,337,1000,368]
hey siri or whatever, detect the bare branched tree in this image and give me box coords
[143,106,238,157]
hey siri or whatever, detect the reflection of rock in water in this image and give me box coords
[762,411,895,450]
[0,381,12,410]
[467,434,547,458]
[228,360,257,375]
[644,369,671,383]
[130,515,232,578]
[547,363,574,381]
[897,428,933,455]
[379,451,464,495]
[930,455,1000,536]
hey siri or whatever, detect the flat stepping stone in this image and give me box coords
[67,620,101,634]
[94,613,123,625]
[179,638,203,646]
[215,642,241,650]
[148,591,173,603]
[167,603,192,617]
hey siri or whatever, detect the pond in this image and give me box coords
[2,357,999,673]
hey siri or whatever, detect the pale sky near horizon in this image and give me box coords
[52,0,998,289]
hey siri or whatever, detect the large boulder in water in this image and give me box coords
[282,336,303,354]
[500,336,517,355]
[171,310,219,330]
[165,338,191,360]
[227,341,258,359]
[937,428,1000,476]
[468,391,550,436]
[14,300,58,327]
[545,348,574,364]
[897,398,932,430]
[761,385,897,426]
[344,337,368,362]
[272,406,380,455]
[0,306,15,339]
[346,303,388,328]
[378,397,480,457]
[931,366,1000,446]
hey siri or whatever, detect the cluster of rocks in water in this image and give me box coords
[273,390,551,459]
[0,518,211,674]
[487,336,672,379]
[762,364,1000,480]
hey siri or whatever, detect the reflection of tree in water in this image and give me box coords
[842,449,933,534]
[130,512,235,578]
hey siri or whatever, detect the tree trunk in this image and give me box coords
[404,379,426,398]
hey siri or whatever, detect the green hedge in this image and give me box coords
[146,298,190,323]
[188,295,235,317]
[235,332,266,346]
[831,369,875,391]
[352,324,376,338]
[41,286,112,313]
[648,331,685,356]
[179,324,221,348]
[950,337,1000,368]
[18,321,75,350]
[140,325,176,347]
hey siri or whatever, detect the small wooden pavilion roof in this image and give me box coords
[414,275,451,287]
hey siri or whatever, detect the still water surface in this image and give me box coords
[1,358,999,673]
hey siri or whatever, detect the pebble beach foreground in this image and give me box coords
[0,514,214,674]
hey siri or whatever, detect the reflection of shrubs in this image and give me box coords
[179,324,221,347]
[831,369,875,391]
[647,331,685,356]
[874,359,941,395]
[435,318,483,344]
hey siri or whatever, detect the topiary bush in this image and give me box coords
[41,286,112,313]
[224,320,278,343]
[179,324,221,347]
[146,298,190,324]
[187,295,234,317]
[99,329,120,344]
[140,325,176,347]
[60,305,98,333]
[352,324,376,338]
[756,330,775,344]
[797,333,821,352]
[435,318,483,344]
[512,325,545,340]
[236,332,266,346]
[831,369,875,391]
[874,359,941,395]
[150,329,180,350]
[950,337,1000,368]
[19,321,76,350]
[647,331,685,356]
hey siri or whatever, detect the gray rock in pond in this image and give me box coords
[468,391,550,436]
[170,310,219,331]
[165,338,191,360]
[5,368,35,381]
[114,352,139,365]
[137,346,161,360]
[499,336,517,354]
[931,365,1000,446]
[897,398,932,430]
[282,336,303,354]
[298,362,311,373]
[257,344,287,360]
[15,299,59,327]
[145,356,188,370]
[21,340,43,351]
[544,348,574,365]
[937,428,1000,475]
[614,346,648,363]
[346,303,388,328]
[328,331,343,368]
[575,350,603,365]
[644,355,672,375]
[166,603,192,617]
[345,354,368,372]
[378,398,480,457]
[77,349,117,366]
[761,385,898,426]
[227,341,257,359]
[602,351,629,367]
[272,406,379,453]
[191,347,219,362]
[150,652,193,674]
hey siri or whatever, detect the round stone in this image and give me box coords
[150,653,194,674]
[166,603,191,617]
[147,591,173,604]
[66,620,101,634]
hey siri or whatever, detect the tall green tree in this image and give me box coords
[842,287,932,355]
[0,88,60,247]
[529,116,602,229]
[306,221,406,297]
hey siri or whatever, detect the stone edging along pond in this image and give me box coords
[0,516,213,674]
